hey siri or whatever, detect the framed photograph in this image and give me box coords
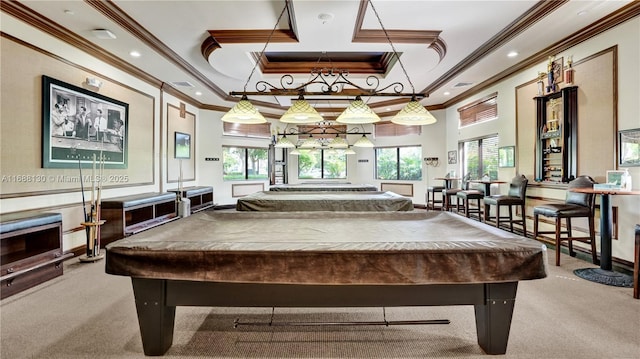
[552,57,564,84]
[619,128,640,167]
[42,75,128,168]
[174,131,191,159]
[498,146,515,167]
[447,150,457,164]
[606,170,625,185]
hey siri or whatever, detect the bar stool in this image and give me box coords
[442,174,469,212]
[456,181,485,220]
[533,175,597,266]
[483,174,528,234]
[426,185,445,210]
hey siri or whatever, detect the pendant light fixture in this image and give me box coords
[280,95,323,124]
[336,96,381,124]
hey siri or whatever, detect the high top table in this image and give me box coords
[569,187,640,287]
[434,177,460,190]
[469,180,506,196]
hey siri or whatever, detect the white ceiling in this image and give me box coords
[10,0,634,117]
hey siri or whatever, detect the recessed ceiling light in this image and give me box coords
[195,91,202,96]
[577,10,588,16]
[64,10,74,15]
[129,50,141,58]
[318,13,334,24]
[507,51,518,58]
[92,29,116,40]
[443,91,450,96]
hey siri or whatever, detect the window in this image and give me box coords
[223,146,269,181]
[298,149,347,179]
[458,93,498,127]
[459,135,499,180]
[375,146,422,180]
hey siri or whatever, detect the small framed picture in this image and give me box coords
[619,128,640,167]
[447,150,457,164]
[174,131,191,159]
[498,146,515,167]
[552,57,564,84]
[606,170,625,185]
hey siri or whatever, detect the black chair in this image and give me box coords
[483,175,528,234]
[456,178,485,220]
[533,175,597,266]
[426,184,444,210]
[442,174,469,212]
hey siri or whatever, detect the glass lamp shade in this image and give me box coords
[344,147,356,155]
[300,136,321,148]
[274,135,296,148]
[391,98,437,125]
[280,96,324,123]
[328,136,348,148]
[289,148,300,155]
[336,96,381,124]
[352,134,374,148]
[221,96,266,124]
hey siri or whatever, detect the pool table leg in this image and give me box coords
[132,278,176,356]
[474,282,518,355]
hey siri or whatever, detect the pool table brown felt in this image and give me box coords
[105,211,547,356]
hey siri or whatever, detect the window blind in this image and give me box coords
[223,122,271,138]
[374,121,421,137]
[458,93,498,127]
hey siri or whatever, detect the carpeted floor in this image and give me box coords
[1,247,639,359]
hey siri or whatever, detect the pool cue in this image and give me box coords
[78,158,91,256]
[95,150,104,254]
[88,154,96,256]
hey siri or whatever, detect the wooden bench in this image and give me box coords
[167,186,214,214]
[0,212,73,299]
[100,192,178,246]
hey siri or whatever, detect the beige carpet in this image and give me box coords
[1,248,639,359]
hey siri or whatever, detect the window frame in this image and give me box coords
[222,145,270,181]
[458,134,499,180]
[297,148,348,180]
[374,145,423,181]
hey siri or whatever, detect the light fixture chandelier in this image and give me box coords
[275,121,374,148]
[224,0,436,126]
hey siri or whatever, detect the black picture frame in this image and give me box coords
[174,131,191,159]
[42,75,128,168]
[498,146,515,167]
[619,128,640,167]
[447,150,457,164]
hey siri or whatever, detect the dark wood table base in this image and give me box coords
[131,278,518,356]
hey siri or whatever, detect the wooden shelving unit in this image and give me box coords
[535,86,578,184]
[100,193,178,246]
[0,213,73,299]
[167,186,214,214]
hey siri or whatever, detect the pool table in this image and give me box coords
[106,211,547,356]
[236,190,413,211]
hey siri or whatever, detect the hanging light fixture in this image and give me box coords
[300,135,321,148]
[280,95,323,124]
[225,1,436,127]
[221,95,266,124]
[344,147,356,155]
[391,95,437,125]
[328,135,348,148]
[274,135,296,148]
[336,96,381,124]
[353,134,374,148]
[289,148,301,155]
